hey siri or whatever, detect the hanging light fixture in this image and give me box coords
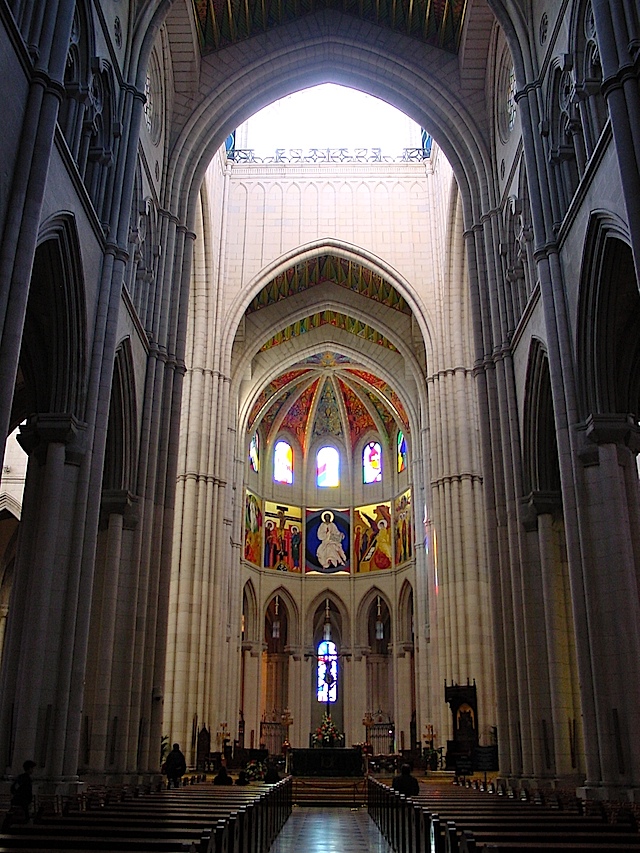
[375,595,384,640]
[323,598,331,641]
[272,595,280,639]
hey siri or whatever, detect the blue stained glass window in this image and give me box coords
[317,640,338,703]
[397,431,407,474]
[249,432,259,472]
[363,441,382,483]
[317,446,339,487]
[274,440,293,484]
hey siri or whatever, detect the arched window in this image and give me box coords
[363,441,382,483]
[317,446,339,487]
[397,431,407,473]
[273,439,293,484]
[249,431,259,472]
[317,640,338,703]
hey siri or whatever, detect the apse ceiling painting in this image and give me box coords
[246,257,412,451]
[192,0,467,54]
[249,356,408,451]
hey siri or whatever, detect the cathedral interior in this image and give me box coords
[0,0,640,804]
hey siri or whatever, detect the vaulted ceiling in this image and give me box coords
[192,0,468,54]
[248,354,409,451]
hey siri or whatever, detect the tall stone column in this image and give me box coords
[577,416,640,795]
[395,645,414,753]
[241,642,264,750]
[84,491,139,776]
[592,0,640,281]
[0,414,86,779]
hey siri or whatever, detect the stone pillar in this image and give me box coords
[395,644,414,754]
[0,603,8,669]
[592,0,640,281]
[577,415,640,796]
[241,642,263,750]
[84,490,139,775]
[0,414,86,779]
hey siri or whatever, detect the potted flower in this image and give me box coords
[312,712,341,747]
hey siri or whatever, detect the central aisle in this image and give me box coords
[269,806,393,853]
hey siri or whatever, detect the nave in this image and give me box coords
[269,808,392,853]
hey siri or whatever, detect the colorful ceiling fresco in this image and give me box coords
[260,311,398,353]
[312,380,344,440]
[248,256,411,316]
[192,0,467,55]
[252,369,406,450]
[304,352,351,366]
[280,380,320,449]
[347,369,409,426]
[248,369,311,425]
[337,378,378,446]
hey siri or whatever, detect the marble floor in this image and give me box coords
[269,806,393,853]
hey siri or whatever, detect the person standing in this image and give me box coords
[164,743,187,789]
[2,760,36,830]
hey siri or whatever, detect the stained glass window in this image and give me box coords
[274,439,293,484]
[363,441,382,483]
[317,446,339,487]
[317,640,338,703]
[397,431,407,473]
[249,432,259,472]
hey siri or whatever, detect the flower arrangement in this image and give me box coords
[244,759,266,780]
[312,712,341,745]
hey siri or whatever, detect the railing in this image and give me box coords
[227,147,431,164]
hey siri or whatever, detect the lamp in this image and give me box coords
[272,595,280,639]
[375,595,384,640]
[323,598,331,641]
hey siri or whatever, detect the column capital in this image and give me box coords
[583,413,640,452]
[17,413,87,463]
[521,490,563,531]
[99,490,140,529]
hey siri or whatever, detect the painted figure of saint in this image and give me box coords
[316,511,347,569]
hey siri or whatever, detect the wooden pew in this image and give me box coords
[368,776,640,853]
[0,777,292,853]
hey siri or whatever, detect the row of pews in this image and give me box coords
[0,775,292,853]
[368,776,640,852]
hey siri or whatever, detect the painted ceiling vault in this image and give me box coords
[192,0,467,54]
[248,353,409,451]
[246,255,414,452]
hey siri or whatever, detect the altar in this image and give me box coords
[291,747,363,777]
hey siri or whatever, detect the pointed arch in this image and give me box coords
[103,338,138,493]
[307,590,350,648]
[14,215,87,428]
[577,214,640,420]
[355,586,392,647]
[397,579,415,645]
[264,585,300,647]
[522,338,561,497]
[242,580,259,643]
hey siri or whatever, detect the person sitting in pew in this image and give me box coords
[392,763,420,797]
[264,763,281,783]
[235,770,250,785]
[213,766,233,785]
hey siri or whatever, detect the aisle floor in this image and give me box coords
[269,806,393,853]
